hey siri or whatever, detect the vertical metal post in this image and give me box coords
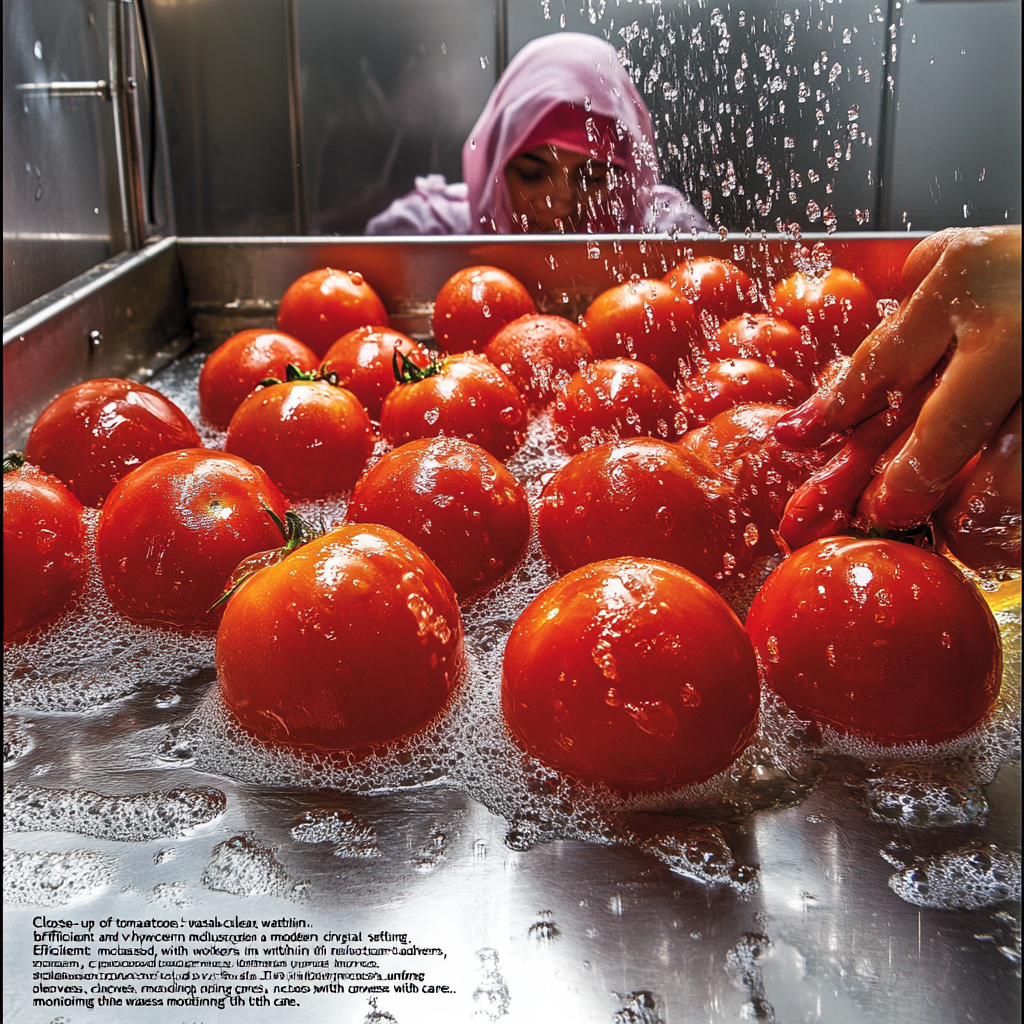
[496,0,508,76]
[109,0,147,250]
[873,0,900,231]
[285,0,308,235]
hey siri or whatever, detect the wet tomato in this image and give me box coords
[347,437,530,598]
[483,314,593,406]
[770,268,879,357]
[380,352,526,461]
[682,404,826,563]
[712,313,819,385]
[538,437,747,587]
[432,266,537,353]
[681,358,810,427]
[217,523,463,750]
[581,279,697,384]
[551,358,685,452]
[25,378,201,508]
[198,329,319,428]
[663,256,755,328]
[277,268,389,357]
[224,376,374,499]
[320,326,431,421]
[97,449,288,629]
[501,556,759,790]
[746,537,1002,744]
[3,458,89,642]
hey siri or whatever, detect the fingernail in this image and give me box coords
[774,397,831,449]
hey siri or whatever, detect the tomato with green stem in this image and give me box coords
[217,523,464,750]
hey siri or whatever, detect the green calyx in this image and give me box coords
[257,363,340,389]
[392,346,442,384]
[3,451,26,474]
[209,505,326,611]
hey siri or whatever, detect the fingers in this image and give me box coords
[774,289,953,448]
[900,228,965,294]
[857,325,1022,530]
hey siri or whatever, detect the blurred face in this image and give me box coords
[504,145,613,233]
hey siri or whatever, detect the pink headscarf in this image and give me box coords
[464,34,661,233]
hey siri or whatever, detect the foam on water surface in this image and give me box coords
[5,347,1022,899]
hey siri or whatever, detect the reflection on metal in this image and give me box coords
[15,79,112,99]
[110,0,147,251]
[285,0,308,235]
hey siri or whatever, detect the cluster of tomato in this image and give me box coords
[3,256,1006,792]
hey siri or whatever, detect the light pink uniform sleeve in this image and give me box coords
[644,184,714,235]
[364,175,472,236]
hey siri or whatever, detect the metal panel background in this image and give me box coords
[3,0,117,315]
[144,0,297,236]
[295,0,499,237]
[880,0,1022,231]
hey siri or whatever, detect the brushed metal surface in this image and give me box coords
[1,236,187,450]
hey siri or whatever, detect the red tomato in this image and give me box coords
[581,279,697,384]
[320,326,431,421]
[24,378,201,508]
[681,359,810,427]
[380,352,527,462]
[347,437,531,598]
[663,256,755,329]
[198,329,319,428]
[746,538,1002,744]
[277,268,389,357]
[712,313,819,385]
[3,460,89,641]
[770,268,879,357]
[97,450,288,629]
[682,404,828,563]
[217,523,463,750]
[432,266,537,353]
[501,557,759,789]
[483,314,593,406]
[224,378,374,499]
[538,438,748,587]
[551,358,685,452]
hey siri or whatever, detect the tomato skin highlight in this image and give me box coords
[320,326,431,421]
[97,449,289,629]
[224,379,374,499]
[538,437,748,587]
[25,378,201,508]
[746,537,1002,745]
[771,268,879,357]
[217,524,464,750]
[347,437,531,598]
[501,557,759,790]
[551,358,685,452]
[198,329,319,428]
[380,352,527,462]
[681,359,811,428]
[663,256,755,326]
[3,466,89,642]
[483,314,593,406]
[581,279,697,385]
[432,266,537,353]
[277,268,389,357]
[712,313,818,385]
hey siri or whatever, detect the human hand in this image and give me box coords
[775,225,1021,532]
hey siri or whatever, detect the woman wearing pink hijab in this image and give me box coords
[366,33,710,235]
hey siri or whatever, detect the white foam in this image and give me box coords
[3,848,114,906]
